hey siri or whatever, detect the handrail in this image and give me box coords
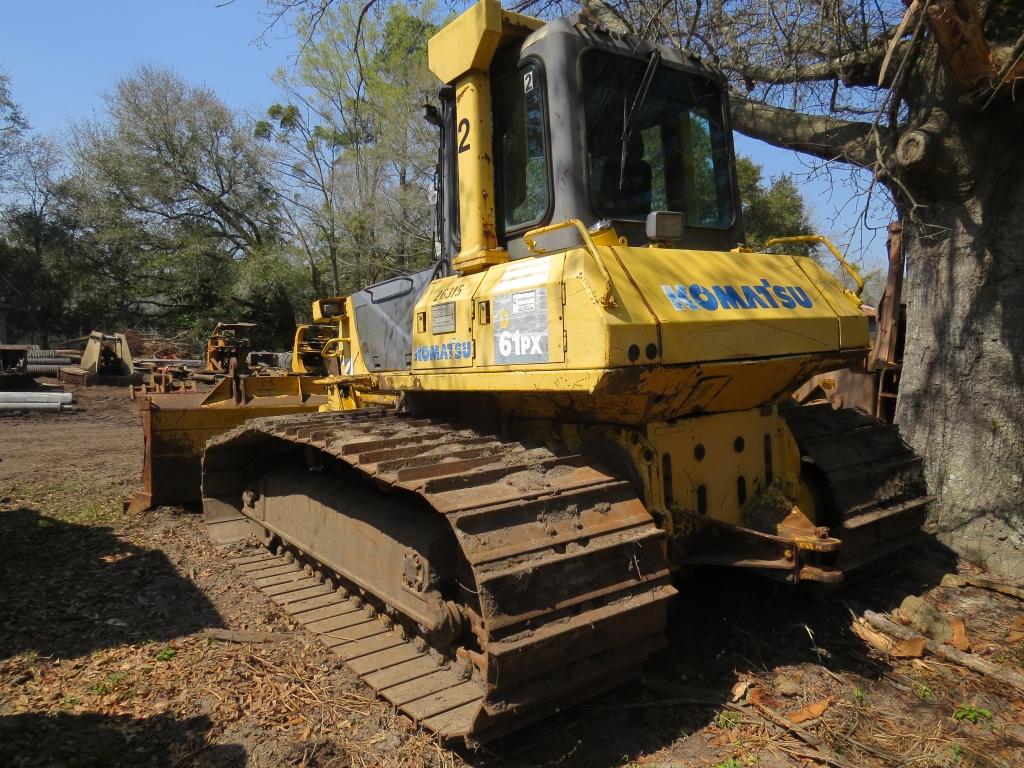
[763,234,865,298]
[319,337,351,359]
[523,219,616,307]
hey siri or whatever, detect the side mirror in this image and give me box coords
[422,103,441,127]
[646,211,684,242]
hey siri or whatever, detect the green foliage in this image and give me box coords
[737,156,816,257]
[858,267,887,307]
[1,67,312,348]
[714,757,755,768]
[154,647,176,662]
[953,704,992,724]
[714,709,741,729]
[91,671,127,695]
[914,682,934,702]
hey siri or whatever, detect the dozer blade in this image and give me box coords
[130,375,328,513]
[782,402,933,573]
[202,410,676,744]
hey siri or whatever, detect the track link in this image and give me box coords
[203,409,675,744]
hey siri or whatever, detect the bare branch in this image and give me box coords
[729,96,886,169]
[733,39,913,88]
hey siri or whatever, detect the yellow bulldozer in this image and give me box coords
[194,0,930,744]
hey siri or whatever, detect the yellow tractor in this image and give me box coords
[290,320,341,376]
[203,321,257,376]
[201,0,930,744]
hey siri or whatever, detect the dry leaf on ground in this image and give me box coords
[789,698,831,724]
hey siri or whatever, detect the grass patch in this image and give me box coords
[714,710,741,729]
[953,704,992,724]
[91,671,127,696]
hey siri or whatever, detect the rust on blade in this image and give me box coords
[131,375,329,511]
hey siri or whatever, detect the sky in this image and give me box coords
[1,0,890,270]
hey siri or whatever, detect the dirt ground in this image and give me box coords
[1,383,1023,768]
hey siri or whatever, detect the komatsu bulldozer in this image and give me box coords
[201,0,930,744]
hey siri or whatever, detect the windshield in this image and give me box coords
[581,50,735,228]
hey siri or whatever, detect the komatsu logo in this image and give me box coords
[414,340,473,362]
[661,279,814,312]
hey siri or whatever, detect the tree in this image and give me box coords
[66,65,310,347]
[736,156,814,250]
[74,65,280,259]
[0,73,29,189]
[258,0,439,296]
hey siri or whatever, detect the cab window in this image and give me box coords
[495,63,550,231]
[581,50,734,228]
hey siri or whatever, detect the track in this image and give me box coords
[203,409,676,744]
[782,403,933,571]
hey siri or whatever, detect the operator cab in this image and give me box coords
[434,15,744,263]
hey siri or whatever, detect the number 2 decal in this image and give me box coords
[457,118,470,154]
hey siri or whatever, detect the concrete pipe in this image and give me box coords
[0,392,73,404]
[0,402,74,412]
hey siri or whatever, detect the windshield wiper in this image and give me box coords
[619,49,661,190]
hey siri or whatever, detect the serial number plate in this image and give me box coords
[431,302,456,334]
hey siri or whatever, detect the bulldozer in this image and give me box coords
[200,0,931,744]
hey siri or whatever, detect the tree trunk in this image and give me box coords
[895,104,1024,578]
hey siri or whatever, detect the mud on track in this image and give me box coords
[1,382,1022,767]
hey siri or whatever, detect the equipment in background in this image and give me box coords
[290,323,338,376]
[130,363,198,398]
[2,347,83,380]
[0,345,30,385]
[58,332,142,386]
[202,322,257,377]
[246,350,291,374]
[792,222,906,421]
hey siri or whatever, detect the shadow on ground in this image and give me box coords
[0,711,245,768]
[0,506,223,660]
[465,537,957,767]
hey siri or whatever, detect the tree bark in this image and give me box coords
[895,99,1024,577]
